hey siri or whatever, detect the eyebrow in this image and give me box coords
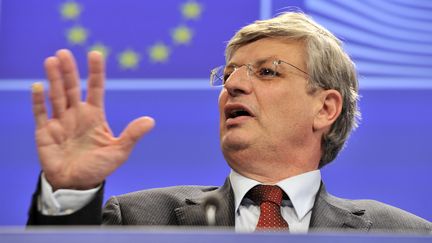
[226,55,279,68]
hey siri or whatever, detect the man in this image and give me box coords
[28,12,431,233]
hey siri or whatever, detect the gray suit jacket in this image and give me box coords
[28,178,431,233]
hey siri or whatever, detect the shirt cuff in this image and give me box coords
[38,173,101,216]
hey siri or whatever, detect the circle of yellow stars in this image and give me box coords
[60,1,202,70]
[172,25,193,45]
[182,1,202,19]
[149,43,170,63]
[118,49,140,69]
[61,2,81,20]
[66,26,87,45]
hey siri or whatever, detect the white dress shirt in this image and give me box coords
[39,173,100,215]
[40,170,321,232]
[229,169,321,233]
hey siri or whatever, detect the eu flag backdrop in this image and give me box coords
[0,0,260,79]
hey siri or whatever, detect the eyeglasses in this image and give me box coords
[210,59,308,87]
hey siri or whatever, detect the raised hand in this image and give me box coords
[31,49,155,191]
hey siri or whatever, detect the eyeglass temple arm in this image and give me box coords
[280,60,309,76]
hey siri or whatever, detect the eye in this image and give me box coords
[223,66,236,83]
[223,72,232,83]
[257,67,278,78]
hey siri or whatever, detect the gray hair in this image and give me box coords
[225,12,361,167]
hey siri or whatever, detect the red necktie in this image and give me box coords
[248,185,289,230]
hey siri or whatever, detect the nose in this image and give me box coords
[224,66,253,97]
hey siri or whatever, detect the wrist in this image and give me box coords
[44,173,100,191]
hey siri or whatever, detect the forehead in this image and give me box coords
[228,38,306,66]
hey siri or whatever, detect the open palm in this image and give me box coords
[31,50,154,190]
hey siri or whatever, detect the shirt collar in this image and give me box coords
[229,169,321,221]
[229,170,261,214]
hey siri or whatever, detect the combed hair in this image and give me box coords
[225,12,361,167]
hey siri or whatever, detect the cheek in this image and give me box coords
[281,98,316,131]
[267,93,312,127]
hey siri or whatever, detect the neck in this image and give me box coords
[224,149,320,184]
[231,162,318,184]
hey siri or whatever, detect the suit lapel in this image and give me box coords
[174,179,372,231]
[310,183,372,232]
[174,178,235,227]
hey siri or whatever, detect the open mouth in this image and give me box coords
[228,109,251,119]
[224,104,254,120]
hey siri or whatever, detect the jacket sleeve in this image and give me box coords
[26,176,104,225]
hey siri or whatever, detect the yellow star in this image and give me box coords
[118,49,140,69]
[66,26,88,45]
[60,1,82,20]
[149,43,170,63]
[172,25,193,45]
[181,1,202,20]
[89,43,110,58]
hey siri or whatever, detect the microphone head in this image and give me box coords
[203,193,222,226]
[203,193,221,211]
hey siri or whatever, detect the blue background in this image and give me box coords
[0,0,431,225]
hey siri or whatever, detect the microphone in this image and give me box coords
[203,194,221,226]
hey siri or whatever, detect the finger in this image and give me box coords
[118,116,155,149]
[44,56,67,118]
[56,49,81,107]
[31,82,48,128]
[86,51,105,108]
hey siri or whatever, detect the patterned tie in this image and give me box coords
[248,185,289,230]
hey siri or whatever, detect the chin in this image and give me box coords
[221,134,250,153]
[221,142,254,173]
[220,125,257,154]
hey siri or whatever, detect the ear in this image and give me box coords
[313,89,342,132]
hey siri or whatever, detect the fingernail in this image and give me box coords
[32,82,44,93]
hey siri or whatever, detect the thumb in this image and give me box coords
[118,116,155,148]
